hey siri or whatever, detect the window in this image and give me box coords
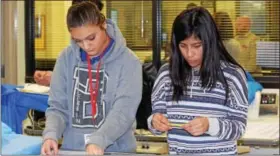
[31,0,279,75]
[161,1,202,62]
[34,1,154,69]
[161,0,279,74]
[106,1,153,62]
[216,0,279,73]
[107,1,152,49]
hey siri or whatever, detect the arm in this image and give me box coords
[34,70,52,86]
[85,59,142,150]
[147,68,168,135]
[206,68,248,141]
[231,40,242,61]
[42,50,69,142]
[248,34,259,71]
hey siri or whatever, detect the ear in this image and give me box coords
[102,22,107,30]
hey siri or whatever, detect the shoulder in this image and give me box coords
[56,45,75,62]
[225,39,241,48]
[155,63,171,83]
[122,48,142,66]
[115,48,142,74]
[249,32,259,41]
[230,39,241,46]
[221,62,247,84]
[158,63,170,77]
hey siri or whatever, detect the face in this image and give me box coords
[236,24,249,35]
[70,24,109,57]
[236,18,250,35]
[179,34,203,69]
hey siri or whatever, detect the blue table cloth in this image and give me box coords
[2,122,42,155]
[1,84,48,134]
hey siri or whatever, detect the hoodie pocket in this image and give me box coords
[60,129,85,151]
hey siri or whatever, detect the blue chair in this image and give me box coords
[246,72,263,120]
[246,72,263,105]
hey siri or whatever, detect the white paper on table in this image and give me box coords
[18,83,50,94]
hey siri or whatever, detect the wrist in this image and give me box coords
[205,117,220,136]
[205,117,210,131]
[43,138,58,145]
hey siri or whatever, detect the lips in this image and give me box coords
[188,61,196,64]
[86,50,95,53]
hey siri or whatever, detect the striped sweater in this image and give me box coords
[148,63,248,155]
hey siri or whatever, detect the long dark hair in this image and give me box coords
[169,7,243,102]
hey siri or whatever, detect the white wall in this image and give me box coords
[1,1,25,85]
[16,1,26,85]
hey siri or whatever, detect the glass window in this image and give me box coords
[106,1,153,63]
[34,1,154,69]
[161,1,201,63]
[161,0,279,74]
[216,0,279,73]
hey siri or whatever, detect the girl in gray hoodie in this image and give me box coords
[41,2,142,155]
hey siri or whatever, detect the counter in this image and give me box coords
[135,115,279,155]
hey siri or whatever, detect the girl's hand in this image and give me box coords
[182,117,209,136]
[151,113,172,132]
[86,144,104,155]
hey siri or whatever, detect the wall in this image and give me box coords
[1,1,3,81]
[1,1,26,85]
[16,1,26,85]
[35,1,71,59]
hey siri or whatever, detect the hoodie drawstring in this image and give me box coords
[190,69,194,98]
[87,54,102,123]
[190,68,206,97]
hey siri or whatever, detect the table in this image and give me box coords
[242,147,279,155]
[58,150,151,155]
[1,84,48,134]
[135,115,279,155]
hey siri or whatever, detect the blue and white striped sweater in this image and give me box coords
[148,63,248,155]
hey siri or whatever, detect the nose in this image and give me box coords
[83,41,91,51]
[186,48,194,58]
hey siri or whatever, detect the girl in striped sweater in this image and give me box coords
[148,7,248,155]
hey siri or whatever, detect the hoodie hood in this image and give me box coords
[70,19,127,64]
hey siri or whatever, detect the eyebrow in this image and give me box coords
[191,42,202,45]
[72,33,96,41]
[179,41,202,45]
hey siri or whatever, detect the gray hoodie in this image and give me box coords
[42,19,142,152]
